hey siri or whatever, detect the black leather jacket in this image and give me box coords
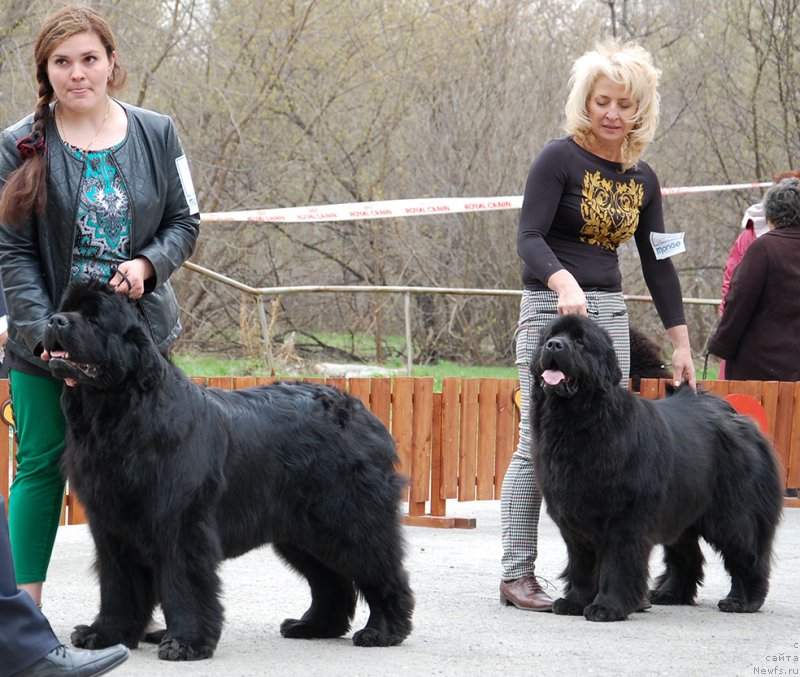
[0,101,200,371]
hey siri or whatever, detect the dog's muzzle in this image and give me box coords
[538,337,578,396]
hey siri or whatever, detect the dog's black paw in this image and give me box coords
[718,596,763,613]
[552,597,585,616]
[649,587,695,605]
[71,623,132,650]
[280,617,345,639]
[71,624,103,650]
[72,621,142,650]
[583,603,628,622]
[157,637,214,661]
[649,588,680,605]
[353,627,401,647]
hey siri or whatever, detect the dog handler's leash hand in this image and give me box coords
[109,265,133,295]
[672,346,697,392]
[109,259,153,299]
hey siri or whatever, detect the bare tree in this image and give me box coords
[0,0,795,366]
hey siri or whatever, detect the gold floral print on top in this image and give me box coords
[579,170,644,251]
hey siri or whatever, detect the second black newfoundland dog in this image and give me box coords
[42,279,414,660]
[531,314,783,622]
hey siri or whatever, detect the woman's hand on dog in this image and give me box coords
[550,270,589,316]
[667,324,697,391]
[111,258,154,299]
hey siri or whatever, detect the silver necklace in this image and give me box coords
[57,97,111,151]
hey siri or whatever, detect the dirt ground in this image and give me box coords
[38,500,800,677]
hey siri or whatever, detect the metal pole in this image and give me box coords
[255,296,274,375]
[404,292,413,376]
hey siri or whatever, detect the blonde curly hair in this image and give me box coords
[564,39,660,172]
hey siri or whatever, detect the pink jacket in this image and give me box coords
[720,202,768,314]
[720,227,757,314]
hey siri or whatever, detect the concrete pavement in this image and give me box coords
[38,500,800,676]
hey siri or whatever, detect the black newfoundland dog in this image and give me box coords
[42,279,414,660]
[530,314,783,622]
[628,326,671,391]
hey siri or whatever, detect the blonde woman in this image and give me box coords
[500,39,695,611]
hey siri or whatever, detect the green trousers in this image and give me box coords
[8,369,66,584]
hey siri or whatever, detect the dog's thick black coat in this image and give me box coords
[628,327,671,391]
[530,314,783,622]
[43,279,414,660]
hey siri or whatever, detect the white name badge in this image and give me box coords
[650,232,686,260]
[175,155,200,215]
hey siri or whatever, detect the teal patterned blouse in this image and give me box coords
[67,142,131,281]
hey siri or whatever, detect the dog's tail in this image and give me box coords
[712,410,783,570]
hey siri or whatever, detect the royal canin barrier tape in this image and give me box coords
[200,182,772,224]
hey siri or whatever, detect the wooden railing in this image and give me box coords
[1,377,798,528]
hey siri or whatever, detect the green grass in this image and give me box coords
[403,360,517,391]
[173,353,517,391]
[299,330,408,356]
[173,353,268,378]
[174,325,518,382]
[175,351,714,385]
[407,360,517,380]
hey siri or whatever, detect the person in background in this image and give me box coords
[500,39,696,611]
[717,170,800,378]
[720,203,769,315]
[0,5,200,625]
[709,178,800,498]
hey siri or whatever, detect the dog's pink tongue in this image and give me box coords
[542,369,566,385]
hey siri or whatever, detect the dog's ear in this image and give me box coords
[597,345,623,390]
[609,358,623,387]
[587,325,623,388]
[122,325,164,389]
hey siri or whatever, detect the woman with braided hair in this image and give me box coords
[0,5,200,620]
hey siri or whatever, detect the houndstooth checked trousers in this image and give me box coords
[500,289,631,581]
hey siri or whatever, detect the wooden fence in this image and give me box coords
[1,377,798,529]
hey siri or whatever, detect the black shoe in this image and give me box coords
[16,643,129,676]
